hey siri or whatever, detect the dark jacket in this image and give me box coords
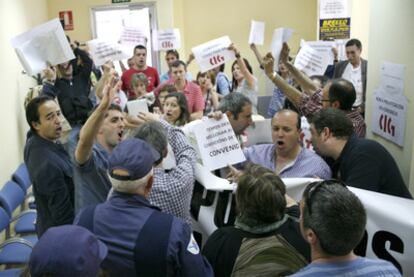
[24,132,74,237]
[333,58,368,111]
[42,48,93,125]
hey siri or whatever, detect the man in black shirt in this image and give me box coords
[309,108,412,199]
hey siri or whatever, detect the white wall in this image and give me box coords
[365,0,414,194]
[0,0,48,186]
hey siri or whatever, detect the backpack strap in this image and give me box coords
[134,210,174,277]
[76,205,97,232]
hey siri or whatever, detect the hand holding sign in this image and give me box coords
[192,36,236,73]
[190,114,245,171]
[11,18,75,76]
[248,20,265,45]
[152,29,181,51]
[294,44,330,76]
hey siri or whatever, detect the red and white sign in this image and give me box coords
[371,89,406,147]
[152,28,181,51]
[371,62,407,147]
[192,36,236,73]
[59,11,73,31]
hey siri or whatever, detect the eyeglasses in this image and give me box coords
[304,179,347,215]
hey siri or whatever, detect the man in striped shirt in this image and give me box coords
[157,60,204,121]
[262,44,366,138]
[288,180,401,277]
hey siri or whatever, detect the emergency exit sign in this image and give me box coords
[112,0,130,3]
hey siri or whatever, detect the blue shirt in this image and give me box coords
[288,257,401,277]
[74,192,213,276]
[74,143,111,213]
[215,72,231,96]
[243,144,331,179]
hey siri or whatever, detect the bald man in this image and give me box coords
[243,109,331,179]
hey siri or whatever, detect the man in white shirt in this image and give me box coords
[333,39,367,116]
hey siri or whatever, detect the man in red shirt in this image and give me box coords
[121,45,160,99]
[158,60,204,120]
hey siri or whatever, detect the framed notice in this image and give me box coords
[59,11,74,31]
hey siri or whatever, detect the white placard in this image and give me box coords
[153,28,181,51]
[10,18,75,76]
[126,98,149,116]
[191,115,246,171]
[294,44,330,76]
[371,89,407,147]
[248,20,265,45]
[192,36,236,73]
[379,62,406,96]
[119,27,147,47]
[270,28,293,68]
[87,39,130,67]
[244,119,272,147]
[320,0,348,19]
[300,39,336,64]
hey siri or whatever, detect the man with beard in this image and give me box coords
[309,108,412,199]
[74,76,125,212]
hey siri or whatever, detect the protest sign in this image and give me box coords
[10,18,75,76]
[126,98,149,116]
[119,26,147,47]
[300,39,336,64]
[270,28,293,69]
[248,20,265,45]
[371,62,407,146]
[87,39,130,66]
[190,176,414,276]
[192,36,235,73]
[244,119,272,147]
[371,89,406,147]
[294,44,330,76]
[190,115,246,171]
[153,28,181,51]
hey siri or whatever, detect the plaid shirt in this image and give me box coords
[148,120,196,226]
[298,89,366,138]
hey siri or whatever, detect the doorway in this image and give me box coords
[90,3,159,72]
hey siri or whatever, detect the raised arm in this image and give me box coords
[262,52,303,106]
[75,75,120,165]
[228,43,255,90]
[280,43,318,95]
[249,43,264,67]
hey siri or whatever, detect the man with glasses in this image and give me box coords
[288,180,401,276]
[262,44,366,138]
[309,108,412,199]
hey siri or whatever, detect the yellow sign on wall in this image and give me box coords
[319,17,350,40]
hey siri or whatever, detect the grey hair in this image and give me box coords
[110,169,153,194]
[132,121,168,161]
[218,93,251,120]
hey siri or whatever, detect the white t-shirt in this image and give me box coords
[342,63,363,107]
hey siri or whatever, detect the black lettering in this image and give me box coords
[372,231,403,274]
[190,181,216,221]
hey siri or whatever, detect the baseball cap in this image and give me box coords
[29,225,107,277]
[108,138,160,181]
